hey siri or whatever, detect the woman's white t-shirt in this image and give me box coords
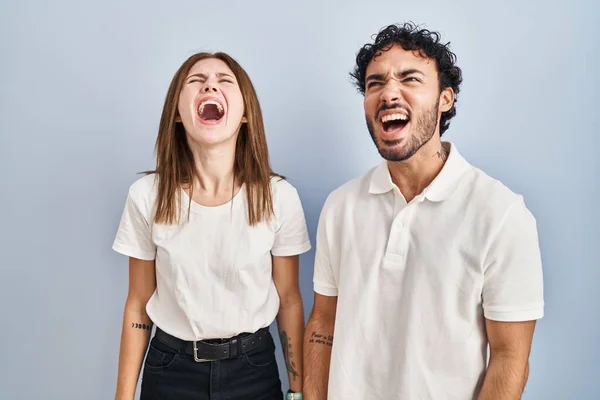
[112,174,312,341]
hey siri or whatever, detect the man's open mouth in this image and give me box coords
[381,112,409,133]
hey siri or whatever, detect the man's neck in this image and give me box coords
[387,139,449,203]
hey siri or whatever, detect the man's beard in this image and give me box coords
[366,100,440,162]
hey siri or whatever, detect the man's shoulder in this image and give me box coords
[321,166,377,213]
[472,165,520,198]
[445,145,533,223]
[465,165,532,221]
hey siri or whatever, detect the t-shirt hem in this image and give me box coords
[314,283,338,296]
[484,307,544,322]
[112,242,156,261]
[271,241,311,257]
[148,305,276,341]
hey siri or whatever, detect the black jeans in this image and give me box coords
[140,330,283,399]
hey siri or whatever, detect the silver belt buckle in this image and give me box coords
[193,341,214,363]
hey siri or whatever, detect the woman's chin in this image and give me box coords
[186,129,238,150]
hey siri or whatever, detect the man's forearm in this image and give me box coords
[303,316,335,400]
[276,300,305,393]
[478,353,530,400]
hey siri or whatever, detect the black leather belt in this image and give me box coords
[154,327,270,362]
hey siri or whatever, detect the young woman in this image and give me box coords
[112,51,310,400]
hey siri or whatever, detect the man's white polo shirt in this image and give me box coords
[313,142,544,399]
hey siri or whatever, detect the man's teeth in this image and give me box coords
[198,100,224,114]
[381,113,408,123]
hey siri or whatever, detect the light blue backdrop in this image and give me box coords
[1,0,598,398]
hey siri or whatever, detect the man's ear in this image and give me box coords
[439,87,454,113]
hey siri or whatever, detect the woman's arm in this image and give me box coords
[114,257,157,400]
[272,255,305,394]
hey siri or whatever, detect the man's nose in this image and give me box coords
[380,81,403,105]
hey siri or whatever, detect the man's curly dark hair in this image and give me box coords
[350,22,463,136]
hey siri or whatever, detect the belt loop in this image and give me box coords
[227,337,237,359]
[236,335,243,356]
[228,337,237,359]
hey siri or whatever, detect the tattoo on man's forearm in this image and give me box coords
[279,330,299,380]
[131,322,152,331]
[309,331,333,347]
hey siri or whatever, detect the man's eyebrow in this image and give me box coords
[366,73,386,83]
[396,68,425,78]
[365,69,425,83]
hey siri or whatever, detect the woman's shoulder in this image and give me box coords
[269,174,306,219]
[127,173,159,204]
[270,174,299,199]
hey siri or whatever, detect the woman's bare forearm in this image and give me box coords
[276,299,305,393]
[114,303,153,400]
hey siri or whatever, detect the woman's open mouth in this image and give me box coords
[197,98,225,124]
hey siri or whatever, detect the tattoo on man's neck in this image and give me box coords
[131,322,152,331]
[279,330,299,380]
[435,148,449,161]
[309,331,333,347]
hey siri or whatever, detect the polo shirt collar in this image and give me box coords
[368,160,395,195]
[368,142,471,202]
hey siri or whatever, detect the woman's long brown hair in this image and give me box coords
[147,52,278,226]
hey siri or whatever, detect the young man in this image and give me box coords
[303,22,544,399]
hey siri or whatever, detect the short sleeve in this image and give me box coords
[482,197,544,321]
[313,200,338,297]
[271,181,311,257]
[112,189,156,261]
